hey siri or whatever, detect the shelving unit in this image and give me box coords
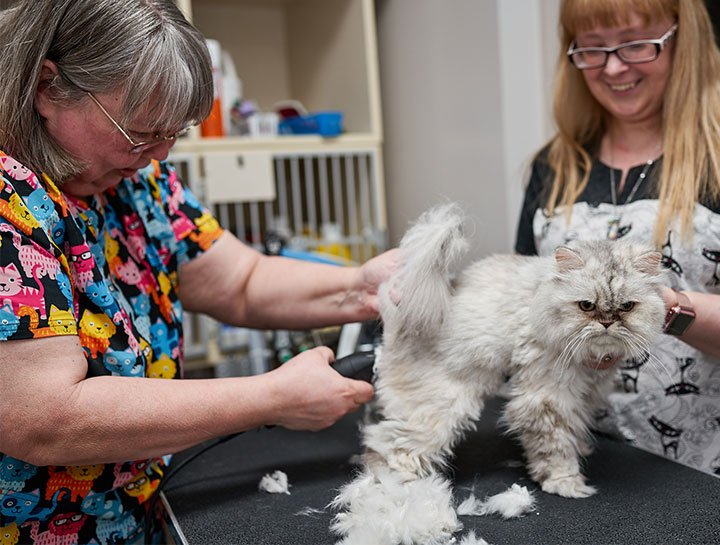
[170,0,387,370]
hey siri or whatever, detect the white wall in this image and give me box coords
[376,0,559,260]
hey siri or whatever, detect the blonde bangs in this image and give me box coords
[560,0,678,42]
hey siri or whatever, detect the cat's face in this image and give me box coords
[0,264,22,296]
[0,456,37,481]
[66,464,103,481]
[49,512,86,536]
[79,310,117,339]
[1,489,40,517]
[541,241,666,368]
[0,523,19,545]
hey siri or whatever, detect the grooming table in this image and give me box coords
[161,397,720,544]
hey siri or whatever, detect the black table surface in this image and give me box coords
[162,397,720,545]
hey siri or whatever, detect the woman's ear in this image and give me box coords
[35,59,61,119]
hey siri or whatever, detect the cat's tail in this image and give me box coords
[379,202,468,341]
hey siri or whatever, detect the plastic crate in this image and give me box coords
[278,111,343,137]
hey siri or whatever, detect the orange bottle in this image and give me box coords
[201,39,225,137]
[201,95,224,137]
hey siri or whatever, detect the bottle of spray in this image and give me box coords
[201,39,225,137]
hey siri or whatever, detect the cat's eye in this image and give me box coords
[618,302,636,312]
[578,300,596,311]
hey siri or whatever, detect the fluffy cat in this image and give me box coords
[361,204,667,498]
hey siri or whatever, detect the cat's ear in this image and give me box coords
[633,251,663,275]
[554,246,584,272]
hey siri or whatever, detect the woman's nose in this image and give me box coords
[603,52,630,76]
[147,139,175,162]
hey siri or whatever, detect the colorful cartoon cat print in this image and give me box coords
[0,153,222,543]
[78,310,117,359]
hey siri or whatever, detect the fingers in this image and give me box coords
[311,344,335,363]
[349,378,374,405]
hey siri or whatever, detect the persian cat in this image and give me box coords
[361,203,667,498]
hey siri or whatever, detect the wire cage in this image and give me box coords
[169,148,387,373]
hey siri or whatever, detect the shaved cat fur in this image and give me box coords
[361,203,667,498]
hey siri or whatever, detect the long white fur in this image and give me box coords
[258,470,291,495]
[456,484,535,519]
[455,531,490,545]
[361,203,666,498]
[331,203,667,543]
[330,466,460,545]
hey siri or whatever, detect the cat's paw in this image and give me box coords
[540,475,597,498]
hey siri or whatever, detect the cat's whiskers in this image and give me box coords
[556,337,581,374]
[557,330,590,375]
[622,331,673,383]
[642,350,674,383]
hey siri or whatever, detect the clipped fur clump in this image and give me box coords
[456,484,535,519]
[330,465,459,545]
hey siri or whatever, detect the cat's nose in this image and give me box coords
[600,321,613,329]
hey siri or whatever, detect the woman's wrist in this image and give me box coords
[663,287,696,337]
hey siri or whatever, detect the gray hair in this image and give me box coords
[0,0,213,183]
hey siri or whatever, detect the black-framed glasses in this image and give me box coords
[567,22,678,70]
[85,92,197,153]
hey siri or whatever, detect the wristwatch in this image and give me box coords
[663,289,695,336]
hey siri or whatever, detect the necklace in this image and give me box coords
[606,146,660,240]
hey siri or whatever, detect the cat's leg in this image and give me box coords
[361,365,491,480]
[504,372,597,498]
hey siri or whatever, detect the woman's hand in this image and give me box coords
[264,346,375,431]
[348,248,403,315]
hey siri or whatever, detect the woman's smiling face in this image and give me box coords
[575,12,676,126]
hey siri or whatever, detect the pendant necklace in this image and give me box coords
[606,145,661,240]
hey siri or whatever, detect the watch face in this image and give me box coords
[665,310,695,335]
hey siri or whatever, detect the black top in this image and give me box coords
[162,397,720,545]
[514,148,662,256]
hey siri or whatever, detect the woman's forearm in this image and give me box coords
[1,337,373,467]
[242,256,374,329]
[178,233,397,330]
[9,373,274,466]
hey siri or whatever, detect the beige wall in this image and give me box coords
[376,0,560,260]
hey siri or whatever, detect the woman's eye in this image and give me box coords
[618,301,636,312]
[578,300,596,312]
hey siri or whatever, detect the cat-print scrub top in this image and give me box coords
[0,152,223,544]
[516,149,720,477]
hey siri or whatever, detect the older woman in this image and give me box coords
[517,0,720,474]
[0,1,396,542]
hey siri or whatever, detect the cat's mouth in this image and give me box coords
[585,353,619,370]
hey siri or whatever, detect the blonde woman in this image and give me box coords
[516,0,720,474]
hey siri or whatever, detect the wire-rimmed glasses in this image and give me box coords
[85,92,198,153]
[567,23,678,70]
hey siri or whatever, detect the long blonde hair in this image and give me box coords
[544,0,720,246]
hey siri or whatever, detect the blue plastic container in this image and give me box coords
[278,111,343,137]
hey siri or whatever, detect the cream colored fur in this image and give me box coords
[362,203,667,498]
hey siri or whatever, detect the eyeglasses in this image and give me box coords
[85,92,197,153]
[567,23,678,70]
